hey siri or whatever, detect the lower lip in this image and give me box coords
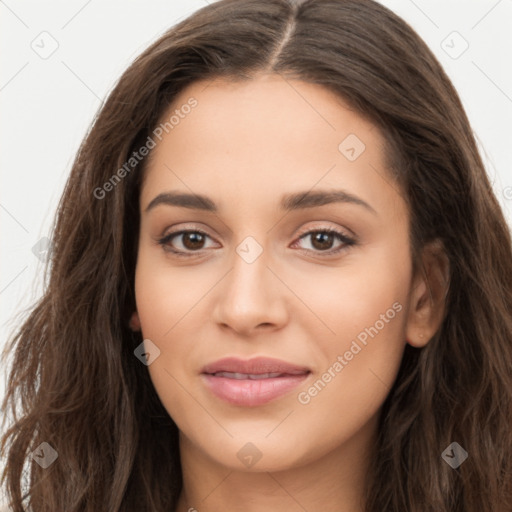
[201,373,310,406]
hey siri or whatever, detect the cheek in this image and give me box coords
[134,247,202,338]
[133,250,215,410]
[314,272,409,414]
[294,242,410,350]
[133,261,192,429]
[295,242,410,400]
[292,283,407,453]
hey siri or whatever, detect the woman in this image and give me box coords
[2,0,511,510]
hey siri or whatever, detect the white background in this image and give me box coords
[1,0,511,499]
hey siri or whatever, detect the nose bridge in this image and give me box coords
[212,232,287,332]
[228,233,272,301]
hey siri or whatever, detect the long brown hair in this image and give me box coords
[2,0,512,510]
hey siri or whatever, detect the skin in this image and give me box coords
[132,73,449,512]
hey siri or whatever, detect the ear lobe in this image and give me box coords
[406,239,450,348]
[129,311,141,331]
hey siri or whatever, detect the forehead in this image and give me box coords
[150,74,378,158]
[140,74,404,221]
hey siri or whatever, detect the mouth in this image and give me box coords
[207,371,300,379]
[200,357,311,407]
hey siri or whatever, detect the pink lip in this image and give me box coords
[201,356,310,375]
[201,357,311,407]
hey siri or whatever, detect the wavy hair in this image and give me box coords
[2,0,512,510]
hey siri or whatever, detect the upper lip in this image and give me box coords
[201,357,310,376]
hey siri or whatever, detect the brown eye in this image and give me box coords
[181,232,206,250]
[157,229,215,256]
[293,228,356,256]
[310,231,336,251]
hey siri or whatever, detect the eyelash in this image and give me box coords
[156,227,356,258]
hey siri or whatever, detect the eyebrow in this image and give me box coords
[144,189,377,215]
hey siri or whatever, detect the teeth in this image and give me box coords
[214,371,284,380]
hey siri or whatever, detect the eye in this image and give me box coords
[291,228,356,256]
[157,229,217,257]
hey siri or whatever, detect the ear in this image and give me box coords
[406,239,450,348]
[129,311,141,331]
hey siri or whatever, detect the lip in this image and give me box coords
[201,356,310,375]
[201,357,311,407]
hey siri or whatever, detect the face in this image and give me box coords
[134,74,414,472]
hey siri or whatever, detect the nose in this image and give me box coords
[211,241,289,337]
